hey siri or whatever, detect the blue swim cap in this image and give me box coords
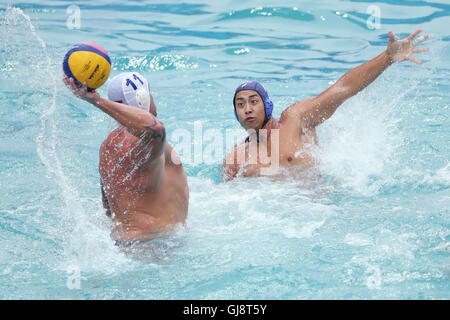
[233,81,273,123]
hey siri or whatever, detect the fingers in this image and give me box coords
[407,29,422,41]
[68,77,80,95]
[64,76,76,89]
[413,47,430,53]
[69,77,79,91]
[388,31,395,42]
[62,75,74,89]
[410,56,422,65]
[413,34,429,46]
[63,76,85,94]
[64,77,84,97]
[76,81,87,97]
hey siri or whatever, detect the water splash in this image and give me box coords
[1,7,129,273]
[317,36,443,196]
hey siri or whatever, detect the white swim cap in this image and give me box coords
[107,72,150,111]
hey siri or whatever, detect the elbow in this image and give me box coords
[140,122,166,158]
[141,119,166,145]
[333,82,352,97]
[336,81,358,100]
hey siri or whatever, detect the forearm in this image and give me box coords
[296,30,427,129]
[336,50,393,97]
[295,50,394,128]
[94,97,165,141]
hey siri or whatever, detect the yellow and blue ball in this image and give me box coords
[62,42,111,90]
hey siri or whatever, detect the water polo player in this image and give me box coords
[222,30,429,180]
[63,72,189,245]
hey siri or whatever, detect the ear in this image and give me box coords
[150,94,157,117]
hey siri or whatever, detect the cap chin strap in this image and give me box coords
[135,87,150,111]
[261,116,271,129]
[244,116,271,144]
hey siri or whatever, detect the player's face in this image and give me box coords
[234,90,266,130]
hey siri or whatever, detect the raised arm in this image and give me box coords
[285,30,429,129]
[64,76,166,161]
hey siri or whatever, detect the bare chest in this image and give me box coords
[235,127,318,177]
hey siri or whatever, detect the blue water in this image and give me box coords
[0,0,449,299]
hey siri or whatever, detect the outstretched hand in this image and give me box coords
[387,29,429,64]
[63,75,101,105]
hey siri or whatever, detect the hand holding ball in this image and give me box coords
[62,42,111,91]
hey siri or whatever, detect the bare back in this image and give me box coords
[99,128,189,242]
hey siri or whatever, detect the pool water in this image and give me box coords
[0,0,449,299]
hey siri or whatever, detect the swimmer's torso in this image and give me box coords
[224,116,319,179]
[99,128,189,241]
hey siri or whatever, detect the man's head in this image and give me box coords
[107,72,157,116]
[233,81,273,130]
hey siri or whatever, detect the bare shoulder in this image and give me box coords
[278,98,317,133]
[102,128,125,145]
[280,97,315,123]
[99,128,126,156]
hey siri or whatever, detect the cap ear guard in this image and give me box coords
[263,98,273,121]
[135,87,150,111]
